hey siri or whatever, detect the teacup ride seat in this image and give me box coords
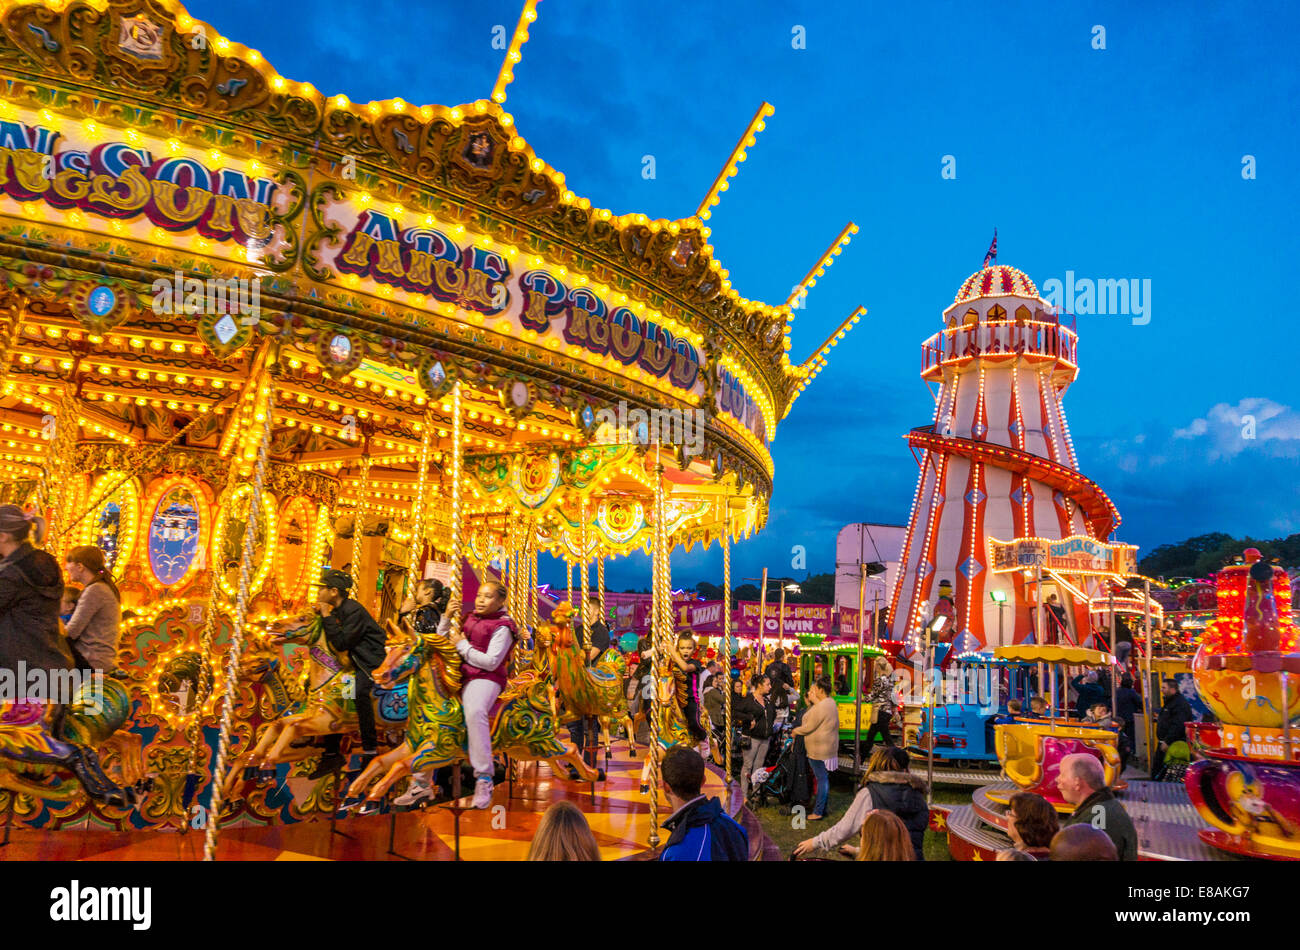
[992,720,1123,812]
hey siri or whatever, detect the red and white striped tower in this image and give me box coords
[889,264,1122,651]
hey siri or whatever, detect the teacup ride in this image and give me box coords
[988,644,1123,812]
[1184,553,1300,859]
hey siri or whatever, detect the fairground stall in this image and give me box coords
[0,0,861,859]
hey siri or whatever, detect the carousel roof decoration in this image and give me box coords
[0,0,861,562]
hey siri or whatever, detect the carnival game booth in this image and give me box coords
[0,0,864,858]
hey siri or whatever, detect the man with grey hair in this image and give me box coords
[1056,752,1137,860]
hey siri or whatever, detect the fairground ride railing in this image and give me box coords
[921,318,1079,376]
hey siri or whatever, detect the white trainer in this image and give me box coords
[471,777,494,809]
[392,772,435,807]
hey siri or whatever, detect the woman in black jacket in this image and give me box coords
[0,506,131,806]
[793,746,928,860]
[0,506,74,678]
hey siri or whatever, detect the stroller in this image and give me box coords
[709,719,749,774]
[747,721,810,811]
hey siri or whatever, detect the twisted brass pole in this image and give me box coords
[723,520,733,787]
[579,496,589,626]
[350,444,371,595]
[647,456,664,848]
[204,379,276,860]
[596,553,606,619]
[449,382,463,637]
[405,409,434,596]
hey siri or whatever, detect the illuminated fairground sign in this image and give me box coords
[679,600,834,637]
[738,602,834,636]
[0,109,774,444]
[989,535,1136,576]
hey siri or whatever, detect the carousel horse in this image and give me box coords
[638,669,693,790]
[221,614,415,798]
[344,618,598,809]
[0,673,144,808]
[546,602,627,756]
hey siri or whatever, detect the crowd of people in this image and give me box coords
[0,512,1200,863]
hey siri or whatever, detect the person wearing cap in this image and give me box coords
[441,579,518,809]
[309,569,386,779]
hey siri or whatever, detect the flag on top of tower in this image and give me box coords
[982,228,998,268]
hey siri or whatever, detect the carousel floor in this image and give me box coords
[0,740,727,861]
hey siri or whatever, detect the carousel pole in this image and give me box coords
[405,409,434,597]
[511,518,521,618]
[647,449,665,849]
[526,519,537,633]
[722,519,733,790]
[351,442,372,597]
[578,496,597,775]
[37,353,85,556]
[182,459,242,808]
[447,381,465,845]
[507,515,520,674]
[579,497,590,625]
[448,381,463,631]
[182,352,272,805]
[204,374,277,861]
[596,552,607,622]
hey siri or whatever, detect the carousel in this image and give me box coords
[0,0,861,859]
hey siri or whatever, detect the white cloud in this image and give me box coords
[1169,398,1299,461]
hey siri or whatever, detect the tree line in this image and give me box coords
[1137,532,1300,580]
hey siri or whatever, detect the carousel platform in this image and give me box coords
[0,741,730,861]
[936,780,1242,861]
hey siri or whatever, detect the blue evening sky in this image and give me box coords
[190,0,1300,594]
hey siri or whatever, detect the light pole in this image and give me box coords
[850,562,885,775]
[924,615,948,806]
[746,573,801,673]
[990,588,1007,644]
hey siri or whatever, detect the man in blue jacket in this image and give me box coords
[659,746,748,861]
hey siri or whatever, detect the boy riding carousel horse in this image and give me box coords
[309,569,385,779]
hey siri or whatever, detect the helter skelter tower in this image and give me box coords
[889,261,1131,652]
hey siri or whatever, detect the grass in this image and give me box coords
[750,771,972,861]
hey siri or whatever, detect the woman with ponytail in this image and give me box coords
[0,504,74,678]
[63,545,122,673]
